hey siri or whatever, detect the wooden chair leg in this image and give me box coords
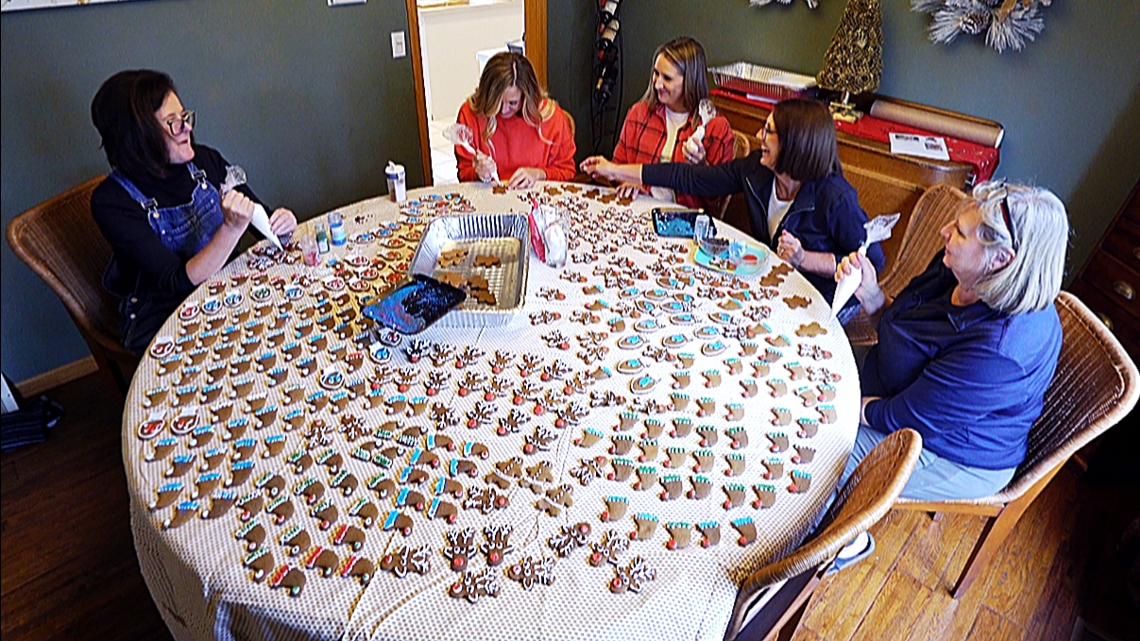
[951,463,1068,598]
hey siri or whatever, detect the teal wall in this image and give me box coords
[548,0,1140,284]
[1,0,423,382]
[3,0,1139,382]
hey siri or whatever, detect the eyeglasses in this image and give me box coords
[163,110,195,136]
[991,181,1018,250]
[999,196,1017,250]
[760,123,777,139]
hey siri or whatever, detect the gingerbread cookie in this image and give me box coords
[610,556,655,594]
[507,556,556,591]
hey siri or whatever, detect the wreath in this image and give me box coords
[912,0,1053,53]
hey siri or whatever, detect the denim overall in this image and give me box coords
[111,162,225,258]
[109,163,225,354]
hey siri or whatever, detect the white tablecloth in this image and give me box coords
[124,182,858,641]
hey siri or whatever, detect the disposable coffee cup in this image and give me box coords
[386,161,407,203]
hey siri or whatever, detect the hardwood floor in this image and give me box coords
[2,373,1137,641]
[1,374,172,641]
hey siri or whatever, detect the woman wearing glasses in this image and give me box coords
[581,98,883,321]
[835,180,1069,500]
[455,52,576,189]
[90,69,297,355]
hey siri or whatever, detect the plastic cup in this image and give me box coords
[299,231,320,267]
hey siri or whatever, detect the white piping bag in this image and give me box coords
[221,165,282,250]
[444,123,500,184]
[683,98,717,159]
[832,213,901,315]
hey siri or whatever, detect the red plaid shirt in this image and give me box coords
[613,101,734,212]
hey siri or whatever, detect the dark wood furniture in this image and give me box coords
[1068,179,1140,359]
[712,95,980,272]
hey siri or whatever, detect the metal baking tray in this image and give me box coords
[710,62,817,100]
[407,213,529,327]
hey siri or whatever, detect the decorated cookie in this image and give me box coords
[665,522,692,550]
[751,484,777,509]
[507,556,556,591]
[548,522,592,557]
[449,569,500,603]
[609,556,656,594]
[731,517,757,546]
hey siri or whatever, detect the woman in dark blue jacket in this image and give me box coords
[835,180,1069,500]
[581,98,883,320]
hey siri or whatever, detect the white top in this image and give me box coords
[768,188,794,239]
[650,108,690,203]
[660,108,689,162]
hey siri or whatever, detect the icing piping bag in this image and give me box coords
[831,213,901,315]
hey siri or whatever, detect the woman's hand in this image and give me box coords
[682,138,706,165]
[777,231,805,268]
[474,151,498,183]
[269,208,298,237]
[579,156,616,180]
[507,167,545,189]
[220,190,255,231]
[837,251,885,313]
[616,182,642,200]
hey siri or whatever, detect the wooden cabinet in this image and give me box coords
[712,95,979,271]
[1068,179,1140,359]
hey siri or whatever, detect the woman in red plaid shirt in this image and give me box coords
[612,37,734,213]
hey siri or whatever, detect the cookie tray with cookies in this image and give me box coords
[408,213,530,327]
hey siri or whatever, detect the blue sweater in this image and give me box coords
[862,254,1061,469]
[642,153,884,307]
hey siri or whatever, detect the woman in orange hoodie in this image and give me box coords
[455,52,576,189]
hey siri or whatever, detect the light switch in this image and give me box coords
[391,31,407,59]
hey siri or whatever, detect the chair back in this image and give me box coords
[877,183,965,299]
[844,183,965,346]
[724,428,923,640]
[990,291,1139,502]
[731,130,751,160]
[6,176,138,394]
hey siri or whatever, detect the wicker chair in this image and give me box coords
[6,176,138,397]
[895,291,1140,599]
[843,183,966,346]
[724,428,923,641]
[715,130,752,220]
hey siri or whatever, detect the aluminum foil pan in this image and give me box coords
[408,213,530,327]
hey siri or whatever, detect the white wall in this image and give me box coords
[418,0,524,122]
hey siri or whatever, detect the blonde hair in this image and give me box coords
[971,179,1070,315]
[468,52,556,146]
[642,36,710,116]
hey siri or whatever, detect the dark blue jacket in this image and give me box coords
[642,152,885,306]
[862,254,1062,469]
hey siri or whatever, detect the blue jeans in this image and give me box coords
[840,426,1017,501]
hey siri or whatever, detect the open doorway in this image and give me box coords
[405,0,547,186]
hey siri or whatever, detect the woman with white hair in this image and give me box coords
[835,179,1070,500]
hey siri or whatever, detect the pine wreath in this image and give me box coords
[912,0,1051,53]
[750,0,822,10]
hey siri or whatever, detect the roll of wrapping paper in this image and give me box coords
[869,100,1004,148]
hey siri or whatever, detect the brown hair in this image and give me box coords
[91,69,179,180]
[468,52,555,144]
[771,98,843,182]
[642,36,710,115]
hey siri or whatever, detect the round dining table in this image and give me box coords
[123,181,859,641]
